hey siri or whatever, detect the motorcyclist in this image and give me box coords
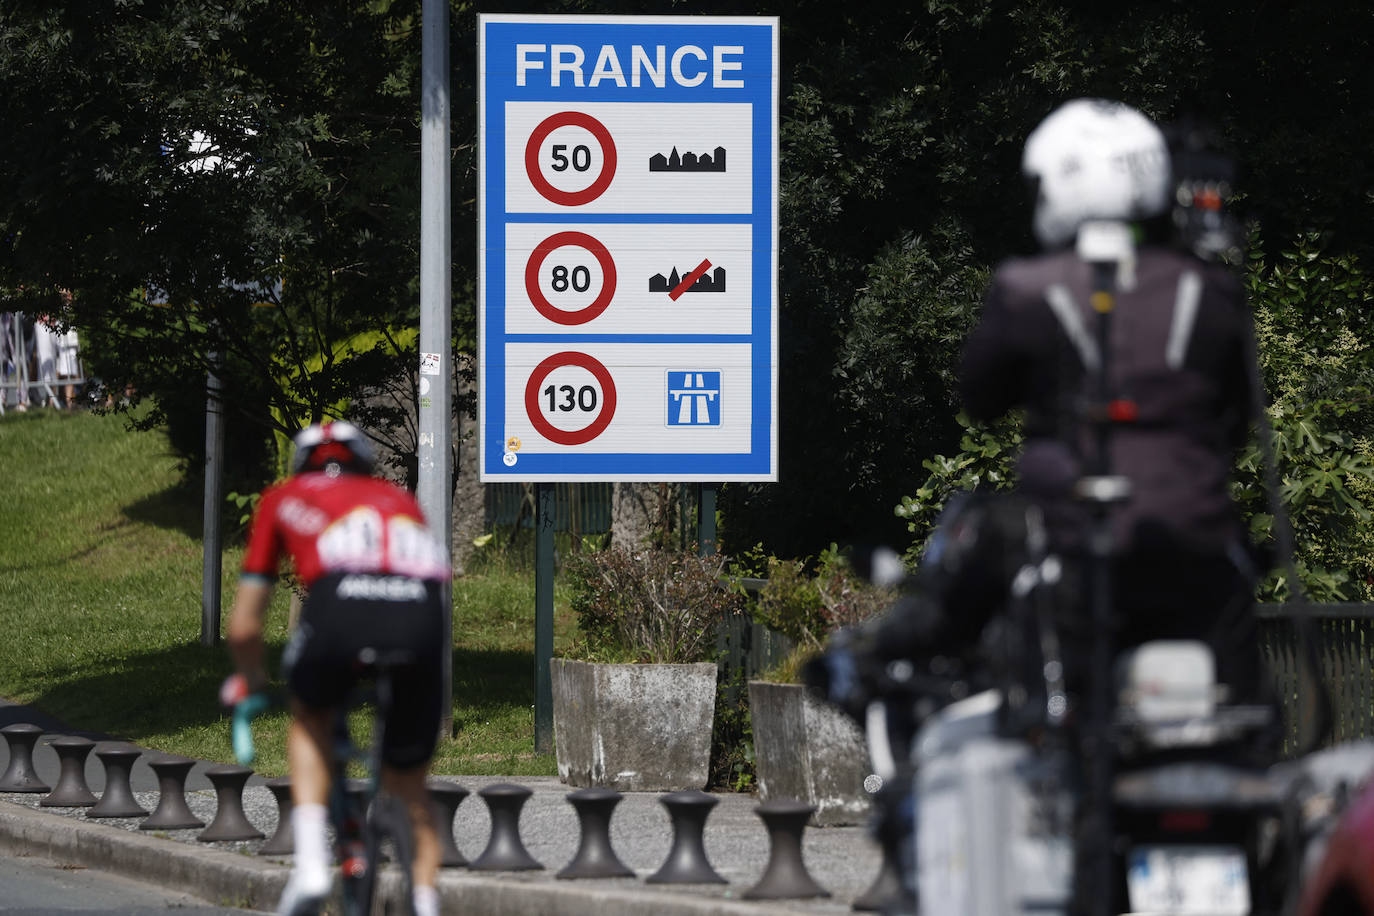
[854,99,1274,732]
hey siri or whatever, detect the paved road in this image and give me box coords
[0,852,257,914]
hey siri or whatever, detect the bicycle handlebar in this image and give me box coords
[231,692,273,766]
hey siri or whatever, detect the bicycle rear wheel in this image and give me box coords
[335,784,378,916]
[370,795,417,916]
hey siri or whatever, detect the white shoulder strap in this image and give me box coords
[1165,270,1202,369]
[1044,284,1101,371]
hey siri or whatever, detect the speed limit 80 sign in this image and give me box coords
[478,14,779,482]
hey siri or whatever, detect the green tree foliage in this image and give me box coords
[1236,235,1374,600]
[4,0,1373,559]
[725,1,1374,558]
[0,0,479,482]
[896,234,1374,601]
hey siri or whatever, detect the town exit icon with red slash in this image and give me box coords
[670,259,713,300]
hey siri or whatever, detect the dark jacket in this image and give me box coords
[959,244,1256,556]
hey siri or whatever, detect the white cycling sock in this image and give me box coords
[413,884,440,916]
[277,803,332,915]
[291,804,331,882]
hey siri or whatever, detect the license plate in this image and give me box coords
[1126,845,1249,914]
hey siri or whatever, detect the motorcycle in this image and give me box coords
[815,520,1374,916]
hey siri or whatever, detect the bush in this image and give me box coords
[563,547,745,664]
[752,548,894,650]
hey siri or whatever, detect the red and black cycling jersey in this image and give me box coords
[241,471,450,588]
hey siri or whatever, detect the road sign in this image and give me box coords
[478,14,779,482]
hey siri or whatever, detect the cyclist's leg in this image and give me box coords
[279,581,357,915]
[381,762,440,915]
[277,701,336,914]
[375,584,444,916]
[287,699,337,807]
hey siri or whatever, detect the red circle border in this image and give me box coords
[524,351,618,446]
[524,112,617,206]
[524,231,617,326]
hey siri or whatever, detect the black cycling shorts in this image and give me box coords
[283,571,444,768]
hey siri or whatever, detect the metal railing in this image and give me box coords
[713,591,1374,752]
[485,481,612,535]
[1257,602,1374,751]
[1,312,88,413]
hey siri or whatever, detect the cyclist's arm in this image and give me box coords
[227,576,273,691]
[227,486,284,689]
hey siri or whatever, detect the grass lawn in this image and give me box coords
[0,407,574,777]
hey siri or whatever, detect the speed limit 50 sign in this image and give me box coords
[478,14,779,482]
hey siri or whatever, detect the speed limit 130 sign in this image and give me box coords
[478,14,778,482]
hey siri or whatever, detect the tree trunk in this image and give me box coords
[611,482,679,549]
[451,354,483,575]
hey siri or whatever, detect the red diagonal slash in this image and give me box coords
[669,259,713,301]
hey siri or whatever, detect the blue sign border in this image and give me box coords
[479,15,777,481]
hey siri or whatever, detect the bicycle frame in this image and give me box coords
[331,651,416,916]
[232,647,418,916]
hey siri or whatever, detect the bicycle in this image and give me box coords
[232,647,419,916]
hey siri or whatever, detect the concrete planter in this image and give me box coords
[748,680,872,826]
[552,658,718,792]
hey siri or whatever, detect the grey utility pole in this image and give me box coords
[419,0,454,732]
[200,344,225,647]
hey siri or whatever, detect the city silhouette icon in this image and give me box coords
[648,146,727,172]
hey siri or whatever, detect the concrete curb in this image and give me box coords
[0,800,849,914]
[0,801,285,910]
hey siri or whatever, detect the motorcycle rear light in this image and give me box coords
[1159,809,1212,832]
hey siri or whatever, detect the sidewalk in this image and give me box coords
[0,701,885,914]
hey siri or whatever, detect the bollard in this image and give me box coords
[86,744,149,818]
[427,778,469,868]
[646,790,726,885]
[198,764,264,841]
[742,798,830,900]
[0,724,50,793]
[260,777,294,855]
[469,783,543,871]
[852,840,916,912]
[41,736,98,807]
[557,787,635,880]
[140,755,204,830]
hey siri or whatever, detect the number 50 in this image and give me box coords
[551,143,592,172]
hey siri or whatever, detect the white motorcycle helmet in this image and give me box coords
[1022,98,1172,249]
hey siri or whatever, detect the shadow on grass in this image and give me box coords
[120,478,208,542]
[10,640,539,758]
[450,647,537,727]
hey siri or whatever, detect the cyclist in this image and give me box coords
[222,420,450,916]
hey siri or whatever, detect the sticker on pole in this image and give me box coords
[524,351,617,446]
[525,112,617,206]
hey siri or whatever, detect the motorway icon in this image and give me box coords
[667,371,722,426]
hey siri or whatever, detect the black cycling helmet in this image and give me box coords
[290,421,375,476]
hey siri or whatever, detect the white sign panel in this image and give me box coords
[479,14,779,482]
